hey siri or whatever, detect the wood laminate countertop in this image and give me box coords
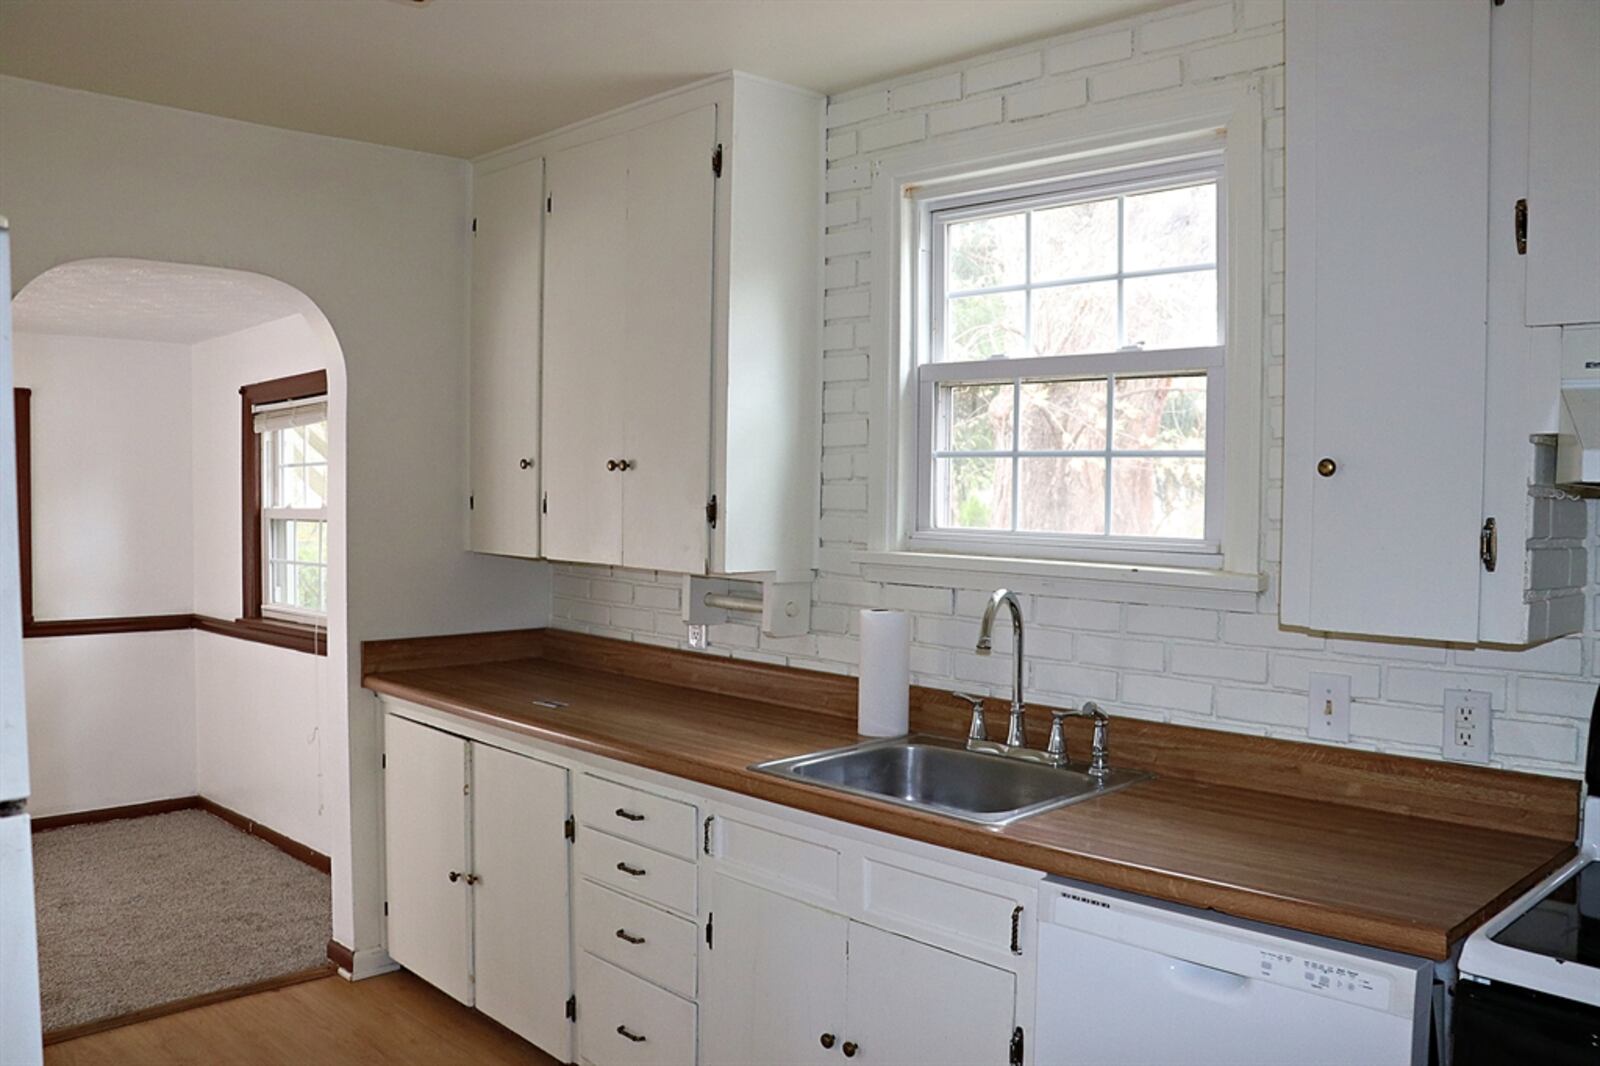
[365,655,1576,960]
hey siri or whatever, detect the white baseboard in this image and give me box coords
[345,947,399,981]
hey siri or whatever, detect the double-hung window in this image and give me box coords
[916,157,1226,565]
[247,384,329,623]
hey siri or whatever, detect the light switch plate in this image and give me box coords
[1307,672,1351,742]
[1443,689,1491,764]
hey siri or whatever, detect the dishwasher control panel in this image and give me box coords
[1257,948,1392,1009]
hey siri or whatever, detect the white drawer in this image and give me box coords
[576,951,696,1066]
[861,856,1026,957]
[714,814,840,903]
[577,878,698,999]
[578,827,697,915]
[577,773,700,860]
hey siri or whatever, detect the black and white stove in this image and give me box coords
[1454,692,1600,1065]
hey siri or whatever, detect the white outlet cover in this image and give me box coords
[1443,688,1491,764]
[1307,672,1351,742]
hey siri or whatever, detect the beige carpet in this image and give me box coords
[33,809,331,1034]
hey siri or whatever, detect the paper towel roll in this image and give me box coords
[858,609,911,737]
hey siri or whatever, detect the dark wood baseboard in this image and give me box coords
[23,612,327,655]
[31,796,200,831]
[43,964,335,1046]
[32,796,330,875]
[197,798,331,875]
[326,939,355,973]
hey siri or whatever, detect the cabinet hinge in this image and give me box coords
[563,815,575,842]
[565,994,576,1021]
[705,911,714,950]
[468,494,474,511]
[1515,198,1528,255]
[703,814,714,855]
[706,494,718,528]
[542,492,549,515]
[383,901,389,916]
[1480,517,1498,573]
[471,217,477,233]
[712,143,723,178]
[381,753,385,770]
[546,195,552,214]
[1009,1027,1024,1066]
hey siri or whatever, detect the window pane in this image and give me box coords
[1111,456,1206,538]
[1123,184,1216,271]
[1019,378,1107,451]
[295,520,324,564]
[1112,376,1207,451]
[946,292,1026,361]
[939,383,1012,452]
[1017,457,1106,535]
[268,562,291,606]
[1031,281,1117,356]
[283,425,305,465]
[269,518,289,562]
[1031,198,1117,282]
[1122,269,1217,351]
[296,565,324,612]
[947,213,1025,291]
[935,456,1010,530]
[304,422,328,464]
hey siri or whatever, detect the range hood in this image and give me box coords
[1555,326,1600,491]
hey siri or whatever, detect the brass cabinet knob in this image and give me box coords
[842,1041,859,1058]
[1317,457,1337,477]
[819,1034,836,1049]
[606,459,619,471]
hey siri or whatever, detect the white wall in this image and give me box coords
[0,78,552,952]
[549,0,1594,780]
[14,332,193,618]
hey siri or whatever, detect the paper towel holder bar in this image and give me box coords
[682,573,814,638]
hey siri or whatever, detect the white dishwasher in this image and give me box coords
[1035,879,1434,1066]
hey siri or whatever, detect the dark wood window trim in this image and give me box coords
[240,370,329,646]
[11,383,326,655]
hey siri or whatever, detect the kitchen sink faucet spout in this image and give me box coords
[976,588,1027,747]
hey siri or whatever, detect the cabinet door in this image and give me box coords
[384,716,472,1004]
[469,157,544,557]
[618,103,717,574]
[471,742,572,1060]
[1281,1,1491,641]
[843,922,1016,1066]
[700,873,847,1066]
[1526,0,1600,327]
[543,130,628,565]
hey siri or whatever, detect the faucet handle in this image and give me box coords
[1078,702,1111,777]
[1045,708,1071,762]
[953,692,989,743]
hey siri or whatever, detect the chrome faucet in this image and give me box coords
[976,588,1028,747]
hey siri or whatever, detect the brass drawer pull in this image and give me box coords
[614,808,646,822]
[616,1025,646,1043]
[615,928,646,945]
[616,861,647,877]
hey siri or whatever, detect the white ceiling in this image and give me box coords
[12,259,306,344]
[0,0,1169,159]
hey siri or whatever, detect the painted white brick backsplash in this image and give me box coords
[545,0,1593,779]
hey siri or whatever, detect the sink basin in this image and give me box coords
[751,734,1148,827]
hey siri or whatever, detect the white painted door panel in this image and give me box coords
[620,104,717,574]
[700,873,846,1066]
[1282,1,1490,640]
[843,921,1016,1066]
[1526,0,1600,326]
[469,157,544,557]
[383,716,472,1005]
[543,132,627,565]
[471,743,572,1060]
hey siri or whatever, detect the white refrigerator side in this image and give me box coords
[0,221,44,1065]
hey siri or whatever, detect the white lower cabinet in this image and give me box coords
[382,714,573,1061]
[700,872,1018,1066]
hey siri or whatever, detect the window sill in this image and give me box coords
[853,549,1265,611]
[193,615,328,656]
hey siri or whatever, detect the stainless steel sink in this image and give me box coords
[751,734,1148,827]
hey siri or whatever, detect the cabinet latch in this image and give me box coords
[565,994,576,1021]
[563,815,575,842]
[542,492,548,516]
[1009,1026,1024,1066]
[1480,517,1497,573]
[1515,198,1528,255]
[706,494,718,528]
[712,143,723,178]
[705,911,714,950]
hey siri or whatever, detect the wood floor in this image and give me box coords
[43,971,563,1066]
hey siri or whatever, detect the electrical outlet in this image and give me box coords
[1307,673,1351,741]
[687,624,710,650]
[1443,689,1491,764]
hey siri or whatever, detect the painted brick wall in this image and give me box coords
[552,0,1596,779]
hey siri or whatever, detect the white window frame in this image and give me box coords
[257,405,329,624]
[914,158,1227,565]
[860,84,1265,595]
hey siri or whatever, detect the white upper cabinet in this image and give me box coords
[1524,0,1600,327]
[473,72,822,576]
[1282,0,1493,642]
[468,156,544,558]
